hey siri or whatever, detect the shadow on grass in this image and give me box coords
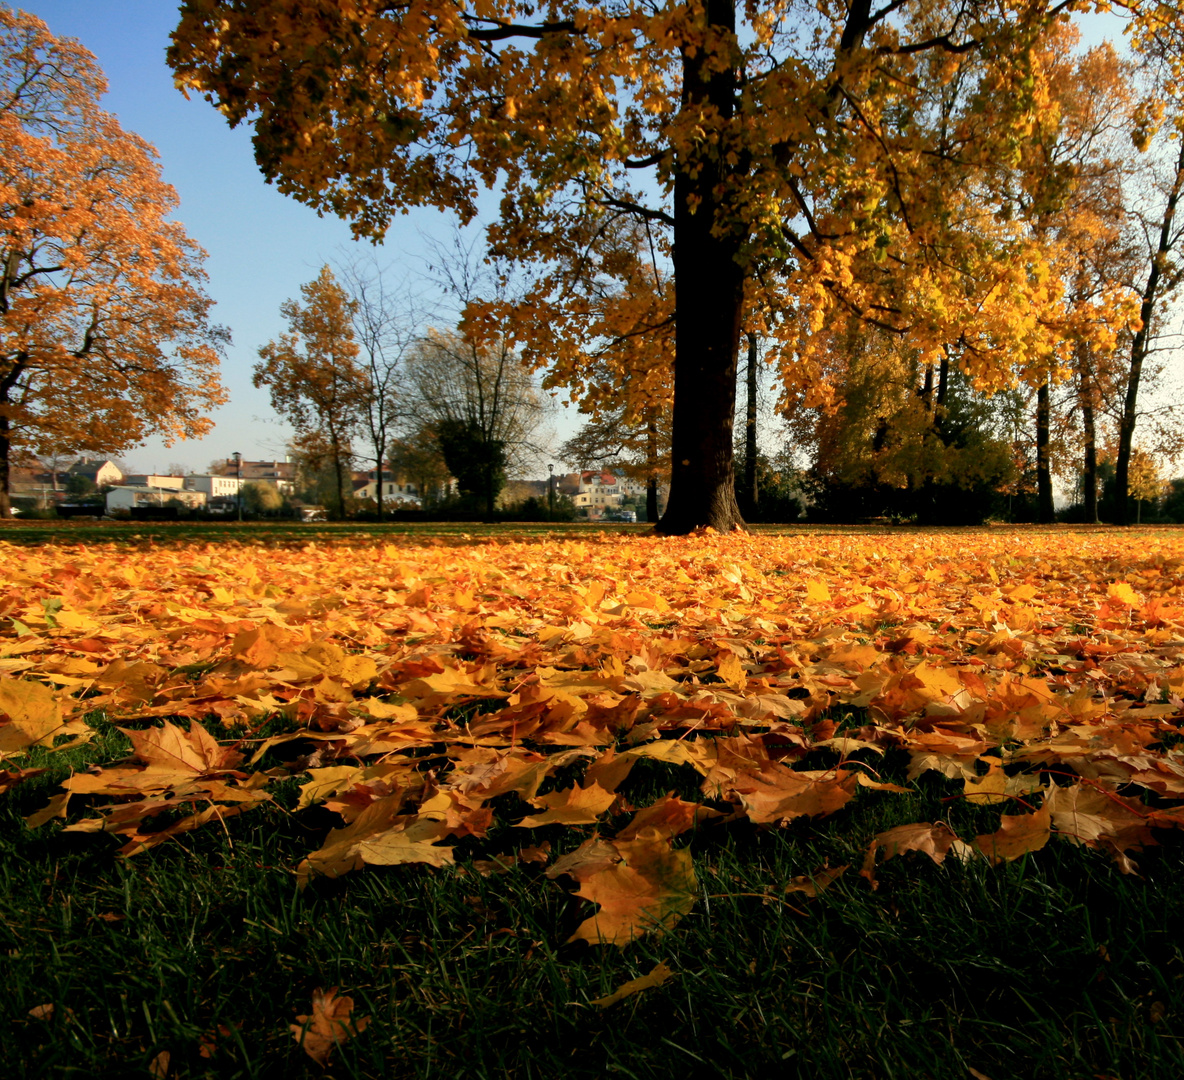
[3,734,1183,1079]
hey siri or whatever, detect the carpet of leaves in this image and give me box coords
[4,527,1184,951]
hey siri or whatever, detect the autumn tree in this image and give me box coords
[548,218,675,523]
[168,0,1131,534]
[255,266,368,519]
[1007,35,1140,524]
[0,7,225,517]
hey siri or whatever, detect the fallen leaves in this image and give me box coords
[291,987,370,1066]
[5,527,1184,944]
[588,961,675,1008]
[548,832,698,945]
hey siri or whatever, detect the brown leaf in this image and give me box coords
[734,767,858,825]
[1044,783,1154,853]
[973,803,1051,865]
[582,747,637,793]
[120,720,238,774]
[785,864,848,898]
[715,650,747,691]
[615,794,725,841]
[24,790,70,829]
[860,822,962,888]
[588,961,675,1008]
[517,781,616,827]
[197,1021,240,1058]
[297,799,453,885]
[0,766,47,794]
[564,835,697,946]
[291,987,370,1067]
[148,1050,170,1079]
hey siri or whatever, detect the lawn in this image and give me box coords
[3,523,1184,1079]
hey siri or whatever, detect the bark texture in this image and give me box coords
[657,0,746,535]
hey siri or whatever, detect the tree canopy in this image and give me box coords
[255,266,368,520]
[0,6,226,517]
[170,1,1184,530]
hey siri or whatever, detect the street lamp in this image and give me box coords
[548,463,554,520]
[233,452,243,522]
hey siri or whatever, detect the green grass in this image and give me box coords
[4,517,1180,550]
[0,519,654,547]
[4,718,1184,1079]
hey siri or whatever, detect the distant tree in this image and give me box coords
[1160,477,1184,523]
[337,257,423,521]
[1128,448,1166,524]
[560,402,671,525]
[0,8,226,517]
[64,473,97,500]
[792,324,1016,524]
[255,266,368,519]
[241,480,283,516]
[435,417,507,515]
[387,432,450,509]
[403,328,546,517]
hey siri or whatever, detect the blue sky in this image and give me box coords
[20,1,484,475]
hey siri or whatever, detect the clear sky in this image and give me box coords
[18,0,506,475]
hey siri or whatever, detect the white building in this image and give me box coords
[185,474,245,499]
[106,486,207,512]
[353,470,420,505]
[123,474,186,491]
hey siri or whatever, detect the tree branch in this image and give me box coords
[595,196,675,227]
[462,16,581,41]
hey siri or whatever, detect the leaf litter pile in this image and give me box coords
[4,527,1184,1027]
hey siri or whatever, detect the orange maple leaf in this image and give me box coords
[291,987,370,1066]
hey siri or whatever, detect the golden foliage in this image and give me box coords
[0,8,225,512]
[6,527,1184,941]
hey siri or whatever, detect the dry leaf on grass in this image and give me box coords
[785,864,848,897]
[588,962,675,1008]
[550,835,698,946]
[291,987,370,1067]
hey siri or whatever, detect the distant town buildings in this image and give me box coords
[352,469,420,505]
[209,459,296,494]
[7,453,657,520]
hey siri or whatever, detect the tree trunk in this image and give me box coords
[0,411,11,519]
[374,438,385,522]
[1036,380,1054,524]
[932,353,950,443]
[646,414,660,523]
[1116,139,1184,525]
[657,0,745,535]
[743,331,758,518]
[0,357,24,519]
[1078,350,1098,524]
[329,429,348,519]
